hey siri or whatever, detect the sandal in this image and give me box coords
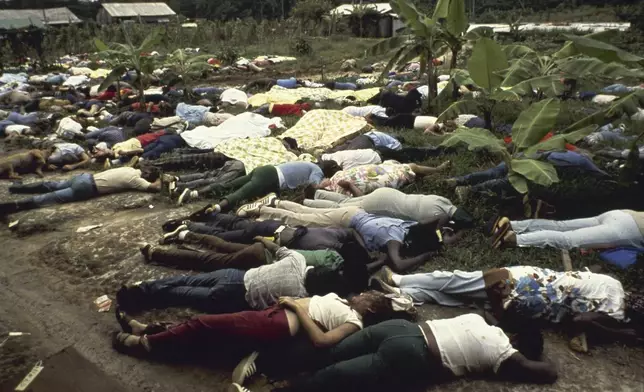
[491,220,511,249]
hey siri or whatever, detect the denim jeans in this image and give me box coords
[399,270,487,306]
[512,210,644,250]
[31,173,97,206]
[142,134,185,160]
[138,268,249,314]
[288,319,432,392]
[456,162,508,185]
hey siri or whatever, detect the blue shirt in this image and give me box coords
[276,162,324,190]
[276,78,298,89]
[365,131,401,151]
[349,211,416,251]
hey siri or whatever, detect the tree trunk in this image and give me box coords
[450,47,458,70]
[425,50,436,114]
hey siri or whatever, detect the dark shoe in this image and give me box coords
[160,224,188,245]
[0,202,19,216]
[162,218,189,232]
[111,331,148,357]
[188,203,215,221]
[370,277,401,295]
[115,285,147,313]
[138,242,153,263]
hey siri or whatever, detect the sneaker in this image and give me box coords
[177,189,198,206]
[160,224,188,245]
[162,174,177,184]
[229,384,251,392]
[236,193,277,217]
[232,351,259,385]
[370,277,401,295]
[455,186,471,203]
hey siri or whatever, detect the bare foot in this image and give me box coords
[437,161,451,171]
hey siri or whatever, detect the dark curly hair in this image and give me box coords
[352,290,418,327]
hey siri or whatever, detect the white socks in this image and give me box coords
[213,204,222,213]
[178,230,189,241]
[392,273,403,286]
[190,191,199,198]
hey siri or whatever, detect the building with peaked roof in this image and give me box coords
[0,7,81,26]
[330,3,404,38]
[97,2,177,24]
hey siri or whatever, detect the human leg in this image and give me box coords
[135,269,248,313]
[222,165,279,209]
[510,215,602,234]
[408,162,450,176]
[398,270,486,306]
[30,173,96,206]
[327,135,374,153]
[515,210,644,249]
[302,189,350,208]
[146,244,267,271]
[183,232,252,253]
[258,203,359,228]
[9,178,72,194]
[454,162,508,185]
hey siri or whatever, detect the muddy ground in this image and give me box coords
[0,170,643,392]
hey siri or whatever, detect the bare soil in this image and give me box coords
[0,170,643,392]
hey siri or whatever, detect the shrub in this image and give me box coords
[291,37,313,56]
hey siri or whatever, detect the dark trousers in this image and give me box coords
[145,306,290,356]
[379,89,422,114]
[176,160,245,194]
[221,165,280,208]
[455,162,513,194]
[188,220,282,244]
[150,151,230,171]
[138,269,249,314]
[377,146,443,163]
[149,233,268,271]
[328,135,375,153]
[286,320,433,392]
[371,114,415,129]
[142,134,186,160]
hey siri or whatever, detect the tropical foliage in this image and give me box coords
[163,49,214,98]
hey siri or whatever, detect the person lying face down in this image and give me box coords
[112,290,415,362]
[115,247,358,315]
[371,264,643,351]
[250,313,557,392]
[237,198,445,273]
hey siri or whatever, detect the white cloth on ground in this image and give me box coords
[180,112,276,150]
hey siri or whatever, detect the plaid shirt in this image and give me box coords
[244,247,309,310]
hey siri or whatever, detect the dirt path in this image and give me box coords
[0,175,643,392]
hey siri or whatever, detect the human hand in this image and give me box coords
[337,180,351,188]
[62,164,73,171]
[278,297,298,309]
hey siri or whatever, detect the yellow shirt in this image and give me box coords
[112,138,142,157]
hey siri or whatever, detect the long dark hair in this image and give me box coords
[403,221,443,255]
[304,266,351,298]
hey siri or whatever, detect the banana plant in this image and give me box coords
[94,27,162,107]
[440,98,596,193]
[438,37,521,130]
[163,49,214,99]
[366,0,468,109]
[498,31,644,98]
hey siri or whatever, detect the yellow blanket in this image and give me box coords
[279,110,371,155]
[215,137,316,174]
[248,86,381,106]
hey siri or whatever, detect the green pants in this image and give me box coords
[222,165,280,207]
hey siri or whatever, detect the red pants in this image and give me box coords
[270,103,310,116]
[145,306,290,354]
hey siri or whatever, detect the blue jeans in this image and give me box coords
[457,162,508,185]
[31,173,97,206]
[142,134,185,159]
[138,269,249,313]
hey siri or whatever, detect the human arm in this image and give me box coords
[279,297,360,348]
[338,180,363,197]
[386,240,434,273]
[146,179,161,193]
[62,152,91,171]
[496,352,558,384]
[254,236,280,253]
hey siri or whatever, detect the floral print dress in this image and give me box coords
[325,160,416,196]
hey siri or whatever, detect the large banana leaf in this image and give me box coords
[446,0,468,36]
[451,68,475,86]
[499,57,540,87]
[501,45,536,60]
[366,35,409,57]
[139,28,162,52]
[94,38,109,52]
[437,98,480,122]
[440,127,507,153]
[432,0,451,20]
[488,89,521,101]
[379,45,409,79]
[508,172,529,194]
[512,99,560,150]
[560,34,644,67]
[98,65,127,92]
[556,57,644,80]
[562,90,644,133]
[511,159,559,187]
[553,30,620,60]
[467,38,508,90]
[523,125,596,156]
[390,0,430,37]
[464,26,493,41]
[509,74,564,97]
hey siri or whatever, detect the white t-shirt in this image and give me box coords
[342,105,388,118]
[592,94,619,104]
[321,149,382,170]
[93,167,151,194]
[4,124,30,135]
[425,313,517,376]
[308,293,363,331]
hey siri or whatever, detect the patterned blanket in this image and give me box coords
[215,137,316,174]
[279,110,371,155]
[247,86,381,106]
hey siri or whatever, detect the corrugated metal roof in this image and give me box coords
[0,7,81,25]
[101,2,176,17]
[0,17,45,30]
[331,3,394,16]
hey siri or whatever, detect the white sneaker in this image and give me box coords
[177,189,198,206]
[161,224,188,244]
[232,351,258,385]
[236,193,277,217]
[229,383,251,392]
